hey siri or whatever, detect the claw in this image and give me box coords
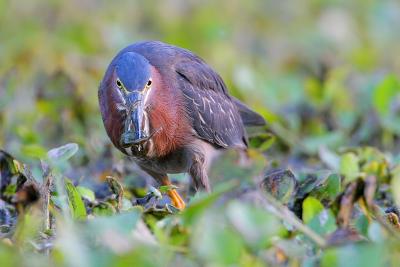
[167,189,186,210]
[134,186,185,214]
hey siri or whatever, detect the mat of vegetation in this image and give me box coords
[1,1,400,267]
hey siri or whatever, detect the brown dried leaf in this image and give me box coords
[364,175,377,208]
[106,176,124,211]
[337,180,361,227]
[386,213,400,229]
[326,228,364,246]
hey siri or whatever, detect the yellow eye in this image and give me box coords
[116,79,123,89]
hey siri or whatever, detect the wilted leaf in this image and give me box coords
[326,228,364,246]
[337,181,360,227]
[363,175,376,208]
[106,176,123,211]
[386,212,400,229]
[261,169,297,204]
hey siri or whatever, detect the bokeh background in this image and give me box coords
[2,0,400,161]
[1,0,400,266]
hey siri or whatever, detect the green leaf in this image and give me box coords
[355,215,369,237]
[3,184,17,196]
[373,75,400,116]
[182,181,238,225]
[325,174,341,197]
[321,243,385,267]
[319,147,341,171]
[308,209,337,235]
[391,165,400,208]
[158,184,178,193]
[92,202,116,217]
[226,201,282,249]
[249,133,276,151]
[21,144,47,159]
[192,213,244,265]
[302,196,324,224]
[47,143,79,164]
[76,186,95,202]
[0,150,23,187]
[340,152,360,183]
[87,210,142,236]
[368,222,385,243]
[302,132,345,154]
[65,178,87,220]
[311,173,342,202]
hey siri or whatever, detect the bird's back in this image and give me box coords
[119,41,265,150]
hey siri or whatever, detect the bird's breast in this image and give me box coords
[140,72,193,158]
[134,146,193,174]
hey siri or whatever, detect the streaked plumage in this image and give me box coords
[99,41,265,209]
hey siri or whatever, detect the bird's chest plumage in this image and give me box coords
[133,146,193,174]
[140,76,193,158]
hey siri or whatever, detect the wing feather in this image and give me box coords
[122,41,248,148]
[177,70,247,149]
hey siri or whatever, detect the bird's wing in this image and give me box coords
[124,41,248,148]
[175,60,248,149]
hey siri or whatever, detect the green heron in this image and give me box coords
[99,41,265,210]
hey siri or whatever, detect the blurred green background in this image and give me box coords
[2,0,400,266]
[2,0,400,161]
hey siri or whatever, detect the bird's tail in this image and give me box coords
[232,97,266,127]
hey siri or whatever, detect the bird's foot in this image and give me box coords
[166,189,186,210]
[134,186,183,214]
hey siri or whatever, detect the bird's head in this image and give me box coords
[100,52,154,154]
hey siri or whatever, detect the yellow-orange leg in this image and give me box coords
[161,176,186,210]
[167,189,186,210]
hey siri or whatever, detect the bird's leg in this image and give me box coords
[141,167,186,210]
[189,153,211,193]
[159,175,186,210]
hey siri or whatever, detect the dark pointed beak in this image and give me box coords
[120,92,149,148]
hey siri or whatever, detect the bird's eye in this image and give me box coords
[116,79,123,89]
[146,79,152,87]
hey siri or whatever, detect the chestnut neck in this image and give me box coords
[145,66,192,158]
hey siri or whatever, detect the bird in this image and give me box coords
[98,41,266,210]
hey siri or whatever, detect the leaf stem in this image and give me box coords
[262,191,327,248]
